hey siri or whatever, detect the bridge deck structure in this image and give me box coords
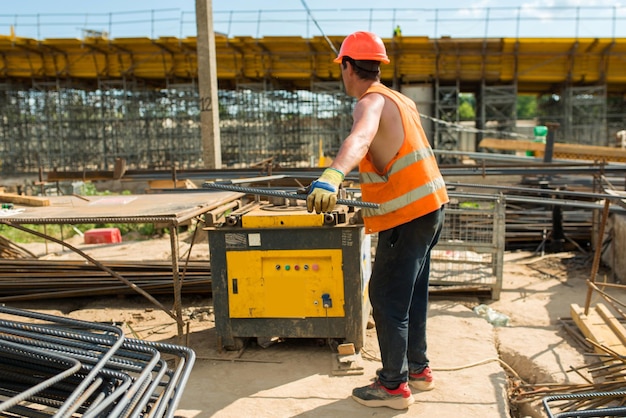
[0,34,625,93]
[1,33,625,174]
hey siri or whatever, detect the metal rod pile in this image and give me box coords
[509,330,626,417]
[542,390,626,418]
[0,260,212,302]
[0,235,36,259]
[0,305,195,417]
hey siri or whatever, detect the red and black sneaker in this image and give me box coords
[375,366,436,391]
[352,379,414,410]
[409,366,435,391]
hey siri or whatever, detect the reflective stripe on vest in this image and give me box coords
[360,147,434,184]
[361,176,447,218]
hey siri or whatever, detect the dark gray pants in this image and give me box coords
[370,207,445,389]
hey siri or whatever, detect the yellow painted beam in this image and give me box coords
[0,35,625,93]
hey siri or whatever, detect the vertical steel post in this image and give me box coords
[543,122,560,163]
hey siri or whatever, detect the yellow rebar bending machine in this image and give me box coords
[207,201,371,352]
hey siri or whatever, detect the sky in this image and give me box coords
[1,0,625,40]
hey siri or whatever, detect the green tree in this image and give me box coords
[517,94,538,119]
[459,100,475,120]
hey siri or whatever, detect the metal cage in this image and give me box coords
[430,192,506,300]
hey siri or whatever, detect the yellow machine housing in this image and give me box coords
[226,249,345,318]
[207,204,371,351]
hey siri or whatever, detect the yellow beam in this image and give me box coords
[0,35,625,92]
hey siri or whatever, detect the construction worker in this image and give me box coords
[306,31,449,410]
[393,25,402,38]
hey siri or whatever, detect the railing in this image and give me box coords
[1,6,625,40]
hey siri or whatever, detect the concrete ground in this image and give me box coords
[9,239,601,418]
[174,251,592,418]
[175,300,509,418]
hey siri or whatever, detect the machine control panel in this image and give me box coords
[226,249,345,318]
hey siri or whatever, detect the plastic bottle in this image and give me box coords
[473,304,509,327]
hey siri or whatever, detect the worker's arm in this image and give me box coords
[330,93,385,175]
[307,93,384,213]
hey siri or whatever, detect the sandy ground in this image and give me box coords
[3,232,613,418]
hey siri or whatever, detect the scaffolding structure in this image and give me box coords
[217,80,353,168]
[434,82,461,164]
[563,85,608,146]
[0,80,204,173]
[1,33,625,174]
[0,78,620,175]
[479,83,518,145]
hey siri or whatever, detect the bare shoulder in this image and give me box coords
[367,96,404,170]
[356,91,385,112]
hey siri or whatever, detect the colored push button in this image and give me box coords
[322,293,332,308]
[285,265,290,271]
[312,264,319,271]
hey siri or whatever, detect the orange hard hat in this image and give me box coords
[334,31,390,64]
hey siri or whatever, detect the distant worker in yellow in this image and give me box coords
[306,31,449,410]
[393,25,402,38]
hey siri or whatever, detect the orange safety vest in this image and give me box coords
[358,84,449,234]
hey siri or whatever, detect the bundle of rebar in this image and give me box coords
[0,305,195,417]
[0,235,36,260]
[0,259,211,302]
[509,329,626,417]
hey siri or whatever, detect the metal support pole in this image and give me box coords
[169,224,185,343]
[584,198,611,315]
[543,122,560,163]
[551,200,565,252]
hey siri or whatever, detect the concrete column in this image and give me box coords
[195,0,221,169]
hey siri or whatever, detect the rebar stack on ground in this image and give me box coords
[509,343,626,416]
[0,260,212,302]
[0,305,195,417]
[542,390,626,418]
[0,235,36,259]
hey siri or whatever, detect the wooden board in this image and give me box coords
[147,179,198,190]
[570,303,626,356]
[479,138,626,163]
[596,303,626,347]
[0,193,50,207]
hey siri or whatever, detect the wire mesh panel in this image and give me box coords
[0,80,206,173]
[218,81,354,168]
[430,193,505,300]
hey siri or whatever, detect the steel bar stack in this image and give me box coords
[0,305,195,417]
[0,259,212,302]
[542,390,626,418]
[510,325,626,417]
